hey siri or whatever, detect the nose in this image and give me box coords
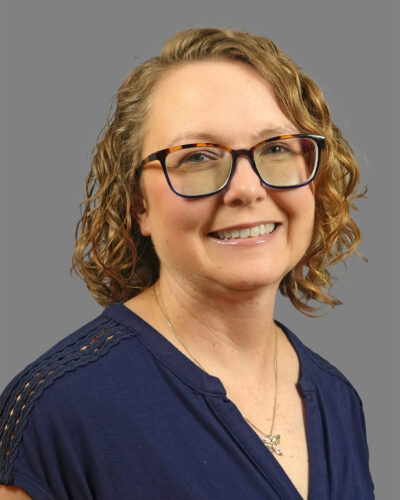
[222,154,267,206]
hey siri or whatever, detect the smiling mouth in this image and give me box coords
[210,223,278,240]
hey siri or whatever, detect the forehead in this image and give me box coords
[143,59,297,153]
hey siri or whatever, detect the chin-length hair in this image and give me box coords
[70,27,366,316]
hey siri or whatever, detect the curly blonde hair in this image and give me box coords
[71,27,365,315]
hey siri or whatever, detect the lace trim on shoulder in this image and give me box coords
[0,316,134,481]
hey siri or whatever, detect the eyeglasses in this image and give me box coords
[137,134,326,198]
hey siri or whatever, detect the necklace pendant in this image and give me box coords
[260,434,283,456]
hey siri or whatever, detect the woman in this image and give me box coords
[0,28,374,499]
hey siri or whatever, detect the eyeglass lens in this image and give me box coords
[165,137,318,196]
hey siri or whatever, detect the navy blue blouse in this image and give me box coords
[0,303,374,499]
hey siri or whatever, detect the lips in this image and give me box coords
[210,222,278,240]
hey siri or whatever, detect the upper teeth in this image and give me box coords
[217,223,276,240]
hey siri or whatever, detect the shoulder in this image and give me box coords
[0,304,137,483]
[279,321,374,473]
[277,320,364,403]
[305,343,356,387]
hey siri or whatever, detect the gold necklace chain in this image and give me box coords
[152,285,283,456]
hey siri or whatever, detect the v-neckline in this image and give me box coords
[103,303,328,499]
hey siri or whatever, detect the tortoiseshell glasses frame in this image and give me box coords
[137,133,326,198]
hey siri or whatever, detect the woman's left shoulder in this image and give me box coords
[278,321,364,403]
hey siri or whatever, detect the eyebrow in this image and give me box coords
[167,126,299,147]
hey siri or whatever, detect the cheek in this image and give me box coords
[297,197,315,238]
[276,188,315,233]
[157,201,203,235]
[144,178,213,241]
[148,200,207,268]
[296,194,316,248]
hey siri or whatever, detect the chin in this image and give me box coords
[212,273,282,293]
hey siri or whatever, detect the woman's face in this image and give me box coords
[137,59,315,295]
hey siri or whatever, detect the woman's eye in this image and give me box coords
[180,150,220,164]
[183,153,209,163]
[265,143,289,154]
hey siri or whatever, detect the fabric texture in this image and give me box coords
[0,303,375,499]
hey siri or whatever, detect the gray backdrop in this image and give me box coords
[1,0,399,496]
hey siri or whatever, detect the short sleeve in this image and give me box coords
[0,313,130,498]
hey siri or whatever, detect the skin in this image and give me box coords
[132,59,315,384]
[0,485,31,499]
[129,59,314,498]
[1,59,314,498]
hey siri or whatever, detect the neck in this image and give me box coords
[153,270,279,383]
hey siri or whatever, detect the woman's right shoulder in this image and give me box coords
[0,307,123,408]
[0,304,138,486]
[0,485,32,499]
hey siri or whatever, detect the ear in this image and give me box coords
[131,196,151,236]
